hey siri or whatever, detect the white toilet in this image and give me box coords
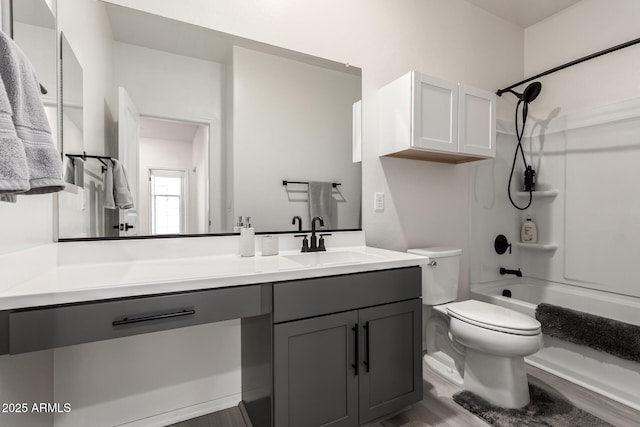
[408,247,543,409]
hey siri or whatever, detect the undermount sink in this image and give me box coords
[283,250,383,267]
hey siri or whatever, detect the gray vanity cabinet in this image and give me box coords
[267,267,422,427]
[274,311,359,427]
[357,299,421,424]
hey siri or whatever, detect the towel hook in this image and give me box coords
[97,158,108,174]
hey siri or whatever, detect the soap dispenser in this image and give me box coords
[239,216,255,257]
[520,216,538,243]
[234,216,244,233]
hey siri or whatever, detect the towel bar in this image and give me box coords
[282,180,340,188]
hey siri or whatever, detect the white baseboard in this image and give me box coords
[115,393,242,427]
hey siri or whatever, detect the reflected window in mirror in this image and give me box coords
[149,169,187,235]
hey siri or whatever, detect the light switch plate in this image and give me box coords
[374,192,384,212]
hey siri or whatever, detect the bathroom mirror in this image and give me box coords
[56,1,362,240]
[58,33,91,238]
[0,1,9,35]
[9,0,57,131]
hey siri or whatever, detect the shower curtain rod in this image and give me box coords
[496,36,640,96]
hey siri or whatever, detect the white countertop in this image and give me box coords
[0,232,426,310]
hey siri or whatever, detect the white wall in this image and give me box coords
[113,42,222,123]
[53,321,241,427]
[232,46,361,232]
[524,0,640,117]
[0,351,53,427]
[13,22,57,104]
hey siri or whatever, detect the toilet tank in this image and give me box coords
[408,247,461,305]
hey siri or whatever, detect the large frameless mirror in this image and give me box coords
[56,1,362,240]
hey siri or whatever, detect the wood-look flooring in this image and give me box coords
[361,365,491,427]
[166,406,246,427]
[167,362,640,427]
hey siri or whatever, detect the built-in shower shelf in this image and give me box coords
[515,189,559,199]
[516,242,559,251]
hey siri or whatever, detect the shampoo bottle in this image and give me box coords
[520,216,538,243]
[239,216,255,257]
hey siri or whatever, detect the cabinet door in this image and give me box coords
[412,73,459,153]
[458,84,496,158]
[358,299,422,424]
[274,311,359,427]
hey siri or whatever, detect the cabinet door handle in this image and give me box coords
[112,309,195,326]
[352,323,359,376]
[363,322,370,372]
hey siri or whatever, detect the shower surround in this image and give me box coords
[470,96,640,420]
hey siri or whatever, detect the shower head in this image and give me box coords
[505,82,542,104]
[522,82,542,103]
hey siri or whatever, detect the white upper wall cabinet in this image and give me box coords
[458,84,496,158]
[413,73,459,153]
[379,71,495,164]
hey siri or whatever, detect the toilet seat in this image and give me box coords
[447,300,540,336]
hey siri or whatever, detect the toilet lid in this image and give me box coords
[447,300,541,336]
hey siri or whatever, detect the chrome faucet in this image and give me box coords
[291,215,302,232]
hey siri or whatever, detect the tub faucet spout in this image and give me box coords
[499,267,522,277]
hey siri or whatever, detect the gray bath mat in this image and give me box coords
[536,303,640,363]
[453,384,613,426]
[379,413,428,427]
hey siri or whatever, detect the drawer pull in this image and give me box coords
[112,309,195,326]
[363,322,370,372]
[352,323,359,376]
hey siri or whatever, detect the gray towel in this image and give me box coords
[63,157,74,185]
[0,66,30,195]
[62,157,84,187]
[103,160,115,209]
[73,158,84,188]
[0,30,64,195]
[308,181,334,229]
[111,158,133,209]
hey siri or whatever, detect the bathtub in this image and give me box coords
[471,278,640,412]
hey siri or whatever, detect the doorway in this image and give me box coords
[138,116,210,235]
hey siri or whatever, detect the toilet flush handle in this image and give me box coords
[428,260,437,267]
